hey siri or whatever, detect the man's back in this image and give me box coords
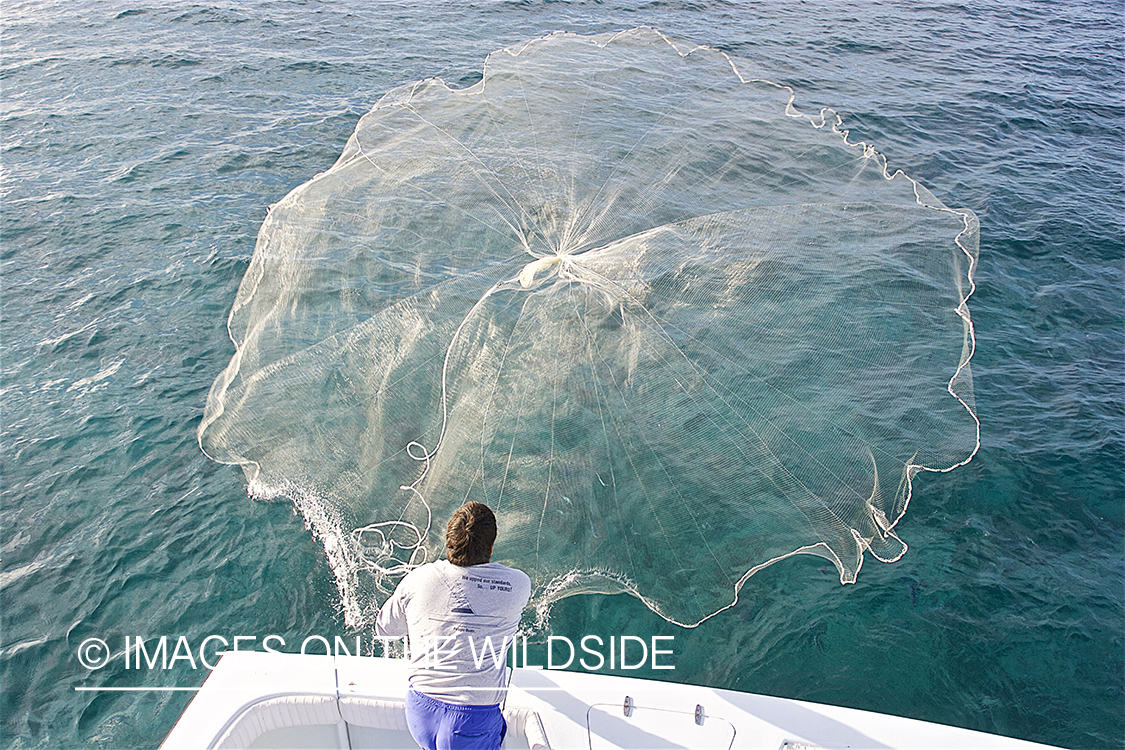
[376,559,531,705]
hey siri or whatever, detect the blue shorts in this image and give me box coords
[405,687,507,750]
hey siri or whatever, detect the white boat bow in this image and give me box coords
[160,651,1059,750]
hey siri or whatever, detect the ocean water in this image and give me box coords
[1,1,1121,748]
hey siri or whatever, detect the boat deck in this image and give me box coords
[160,651,1058,749]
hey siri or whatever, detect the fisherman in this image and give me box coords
[376,501,531,750]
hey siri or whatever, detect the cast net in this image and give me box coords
[199,27,980,628]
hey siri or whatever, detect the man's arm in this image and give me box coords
[374,578,410,637]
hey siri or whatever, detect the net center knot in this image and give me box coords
[518,254,571,288]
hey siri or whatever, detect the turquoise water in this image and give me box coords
[1,1,1121,748]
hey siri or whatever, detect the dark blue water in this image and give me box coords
[1,1,1121,748]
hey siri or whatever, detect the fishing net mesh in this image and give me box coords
[200,28,979,628]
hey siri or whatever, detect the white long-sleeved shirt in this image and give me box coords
[375,559,531,705]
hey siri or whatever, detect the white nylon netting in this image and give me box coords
[199,28,979,628]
